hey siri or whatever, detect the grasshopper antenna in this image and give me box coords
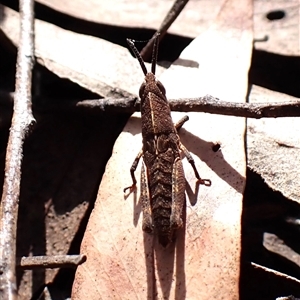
[126,38,148,76]
[151,32,160,75]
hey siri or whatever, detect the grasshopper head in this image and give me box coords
[139,73,167,101]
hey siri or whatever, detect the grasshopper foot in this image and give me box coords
[123,184,137,194]
[197,178,212,186]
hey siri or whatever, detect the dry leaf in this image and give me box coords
[0,0,298,298]
[36,0,221,38]
[72,0,253,299]
[15,113,122,297]
[247,0,300,204]
[241,262,300,299]
[36,0,298,56]
[0,5,164,98]
[254,0,299,55]
[248,86,300,203]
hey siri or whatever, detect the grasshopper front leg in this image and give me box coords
[123,149,143,193]
[173,115,189,131]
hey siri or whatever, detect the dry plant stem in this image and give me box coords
[74,96,300,119]
[251,262,300,284]
[16,255,87,270]
[1,92,300,119]
[140,0,190,60]
[168,96,300,118]
[0,0,35,299]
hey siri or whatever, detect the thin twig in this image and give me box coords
[0,91,300,119]
[16,255,87,270]
[251,262,300,284]
[0,0,35,299]
[46,95,300,119]
[140,0,190,60]
[167,95,300,118]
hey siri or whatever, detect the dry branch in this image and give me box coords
[140,0,190,60]
[251,262,300,284]
[1,91,300,119]
[0,0,35,299]
[16,255,87,270]
[47,95,300,119]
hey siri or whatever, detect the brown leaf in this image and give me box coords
[36,0,221,38]
[16,113,117,296]
[36,0,298,55]
[241,262,300,299]
[246,0,300,204]
[0,5,165,97]
[72,0,253,299]
[254,0,299,55]
[248,86,300,203]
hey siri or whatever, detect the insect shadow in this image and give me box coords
[142,201,187,299]
[179,127,246,195]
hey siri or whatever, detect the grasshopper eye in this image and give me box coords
[156,81,166,96]
[139,83,146,99]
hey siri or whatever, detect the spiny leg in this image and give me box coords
[124,149,143,193]
[170,157,185,229]
[174,115,189,132]
[179,143,211,186]
[140,162,153,233]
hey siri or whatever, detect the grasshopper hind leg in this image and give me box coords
[140,162,153,233]
[170,157,185,230]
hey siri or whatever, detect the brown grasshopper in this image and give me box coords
[124,34,211,247]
